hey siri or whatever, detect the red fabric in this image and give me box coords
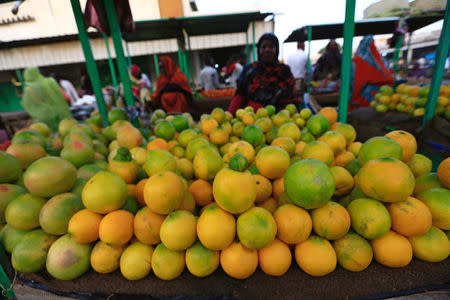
[84,0,135,35]
[60,88,71,105]
[350,41,394,111]
[152,56,192,113]
[130,64,140,77]
[228,62,237,75]
[228,95,245,114]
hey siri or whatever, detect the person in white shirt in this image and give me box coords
[228,53,246,88]
[199,56,220,91]
[286,42,308,92]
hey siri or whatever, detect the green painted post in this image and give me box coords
[102,33,118,87]
[252,20,256,62]
[177,46,184,74]
[246,30,250,65]
[306,26,312,93]
[183,50,189,82]
[15,69,24,92]
[338,0,356,123]
[186,34,194,86]
[125,40,132,66]
[422,4,450,129]
[153,54,160,77]
[70,0,109,126]
[393,36,403,75]
[103,0,138,127]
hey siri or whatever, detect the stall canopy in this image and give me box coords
[123,12,272,42]
[284,14,444,42]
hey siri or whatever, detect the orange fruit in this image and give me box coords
[317,131,346,155]
[176,158,194,180]
[151,243,185,280]
[213,167,256,214]
[220,241,258,279]
[417,188,450,230]
[209,126,229,146]
[254,174,272,203]
[143,149,177,177]
[211,107,226,123]
[255,146,290,179]
[197,204,236,250]
[227,141,255,164]
[347,141,362,156]
[408,226,449,262]
[333,232,373,272]
[256,197,279,214]
[370,230,412,268]
[306,114,330,137]
[133,179,147,206]
[193,146,223,180]
[143,171,185,215]
[388,197,432,237]
[311,201,350,240]
[258,238,291,276]
[98,210,134,246]
[146,138,169,151]
[295,141,307,155]
[90,241,124,274]
[188,179,213,207]
[237,207,277,249]
[295,235,337,276]
[119,242,153,280]
[271,137,296,156]
[134,207,165,245]
[201,117,219,136]
[319,107,338,124]
[385,130,417,162]
[406,153,432,178]
[334,124,357,145]
[358,157,415,203]
[177,191,196,213]
[414,172,442,195]
[334,151,355,167]
[357,137,402,165]
[347,198,391,240]
[160,210,197,251]
[331,166,354,196]
[437,157,450,189]
[116,125,143,150]
[274,204,312,244]
[301,141,334,166]
[277,122,301,142]
[272,177,284,200]
[177,129,198,148]
[185,241,220,277]
[68,209,103,244]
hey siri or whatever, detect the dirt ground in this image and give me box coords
[15,258,450,300]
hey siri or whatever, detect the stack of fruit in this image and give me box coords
[371,84,450,120]
[200,88,236,99]
[0,104,449,283]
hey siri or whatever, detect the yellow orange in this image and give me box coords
[334,124,357,145]
[371,230,412,268]
[197,204,236,250]
[188,179,213,207]
[334,151,355,167]
[319,107,338,124]
[99,210,134,246]
[255,146,290,179]
[333,232,373,272]
[317,131,346,155]
[160,210,197,251]
[437,157,450,189]
[331,166,354,196]
[201,117,219,136]
[143,171,185,215]
[311,201,351,240]
[301,141,334,166]
[147,138,169,151]
[258,238,291,276]
[220,241,258,279]
[209,126,229,146]
[388,197,432,237]
[347,141,362,156]
[90,241,124,274]
[272,177,284,200]
[256,197,279,214]
[295,235,337,276]
[274,204,312,244]
[295,141,307,155]
[254,174,272,203]
[227,141,255,164]
[385,130,417,162]
[271,137,296,156]
[68,209,103,244]
[133,179,147,206]
[134,207,165,245]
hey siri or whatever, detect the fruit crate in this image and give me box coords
[193,97,233,115]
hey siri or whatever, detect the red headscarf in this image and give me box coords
[152,56,192,113]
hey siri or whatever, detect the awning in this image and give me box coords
[284,13,445,42]
[124,11,272,42]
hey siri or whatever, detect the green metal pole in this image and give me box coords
[177,46,184,74]
[252,20,256,62]
[15,69,24,92]
[125,40,132,66]
[153,54,160,77]
[422,4,450,129]
[102,33,118,87]
[306,26,312,93]
[103,0,138,127]
[338,0,356,123]
[246,30,250,65]
[70,0,109,126]
[393,36,404,76]
[182,50,189,82]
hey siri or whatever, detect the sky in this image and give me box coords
[195,0,443,60]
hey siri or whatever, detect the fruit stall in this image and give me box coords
[0,0,449,299]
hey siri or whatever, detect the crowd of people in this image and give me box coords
[34,30,449,119]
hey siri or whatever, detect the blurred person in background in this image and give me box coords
[151,56,193,113]
[199,56,220,91]
[313,39,342,81]
[228,33,297,114]
[228,53,245,88]
[286,41,308,93]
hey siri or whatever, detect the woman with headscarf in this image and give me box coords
[151,56,192,113]
[228,33,297,114]
[313,39,342,81]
